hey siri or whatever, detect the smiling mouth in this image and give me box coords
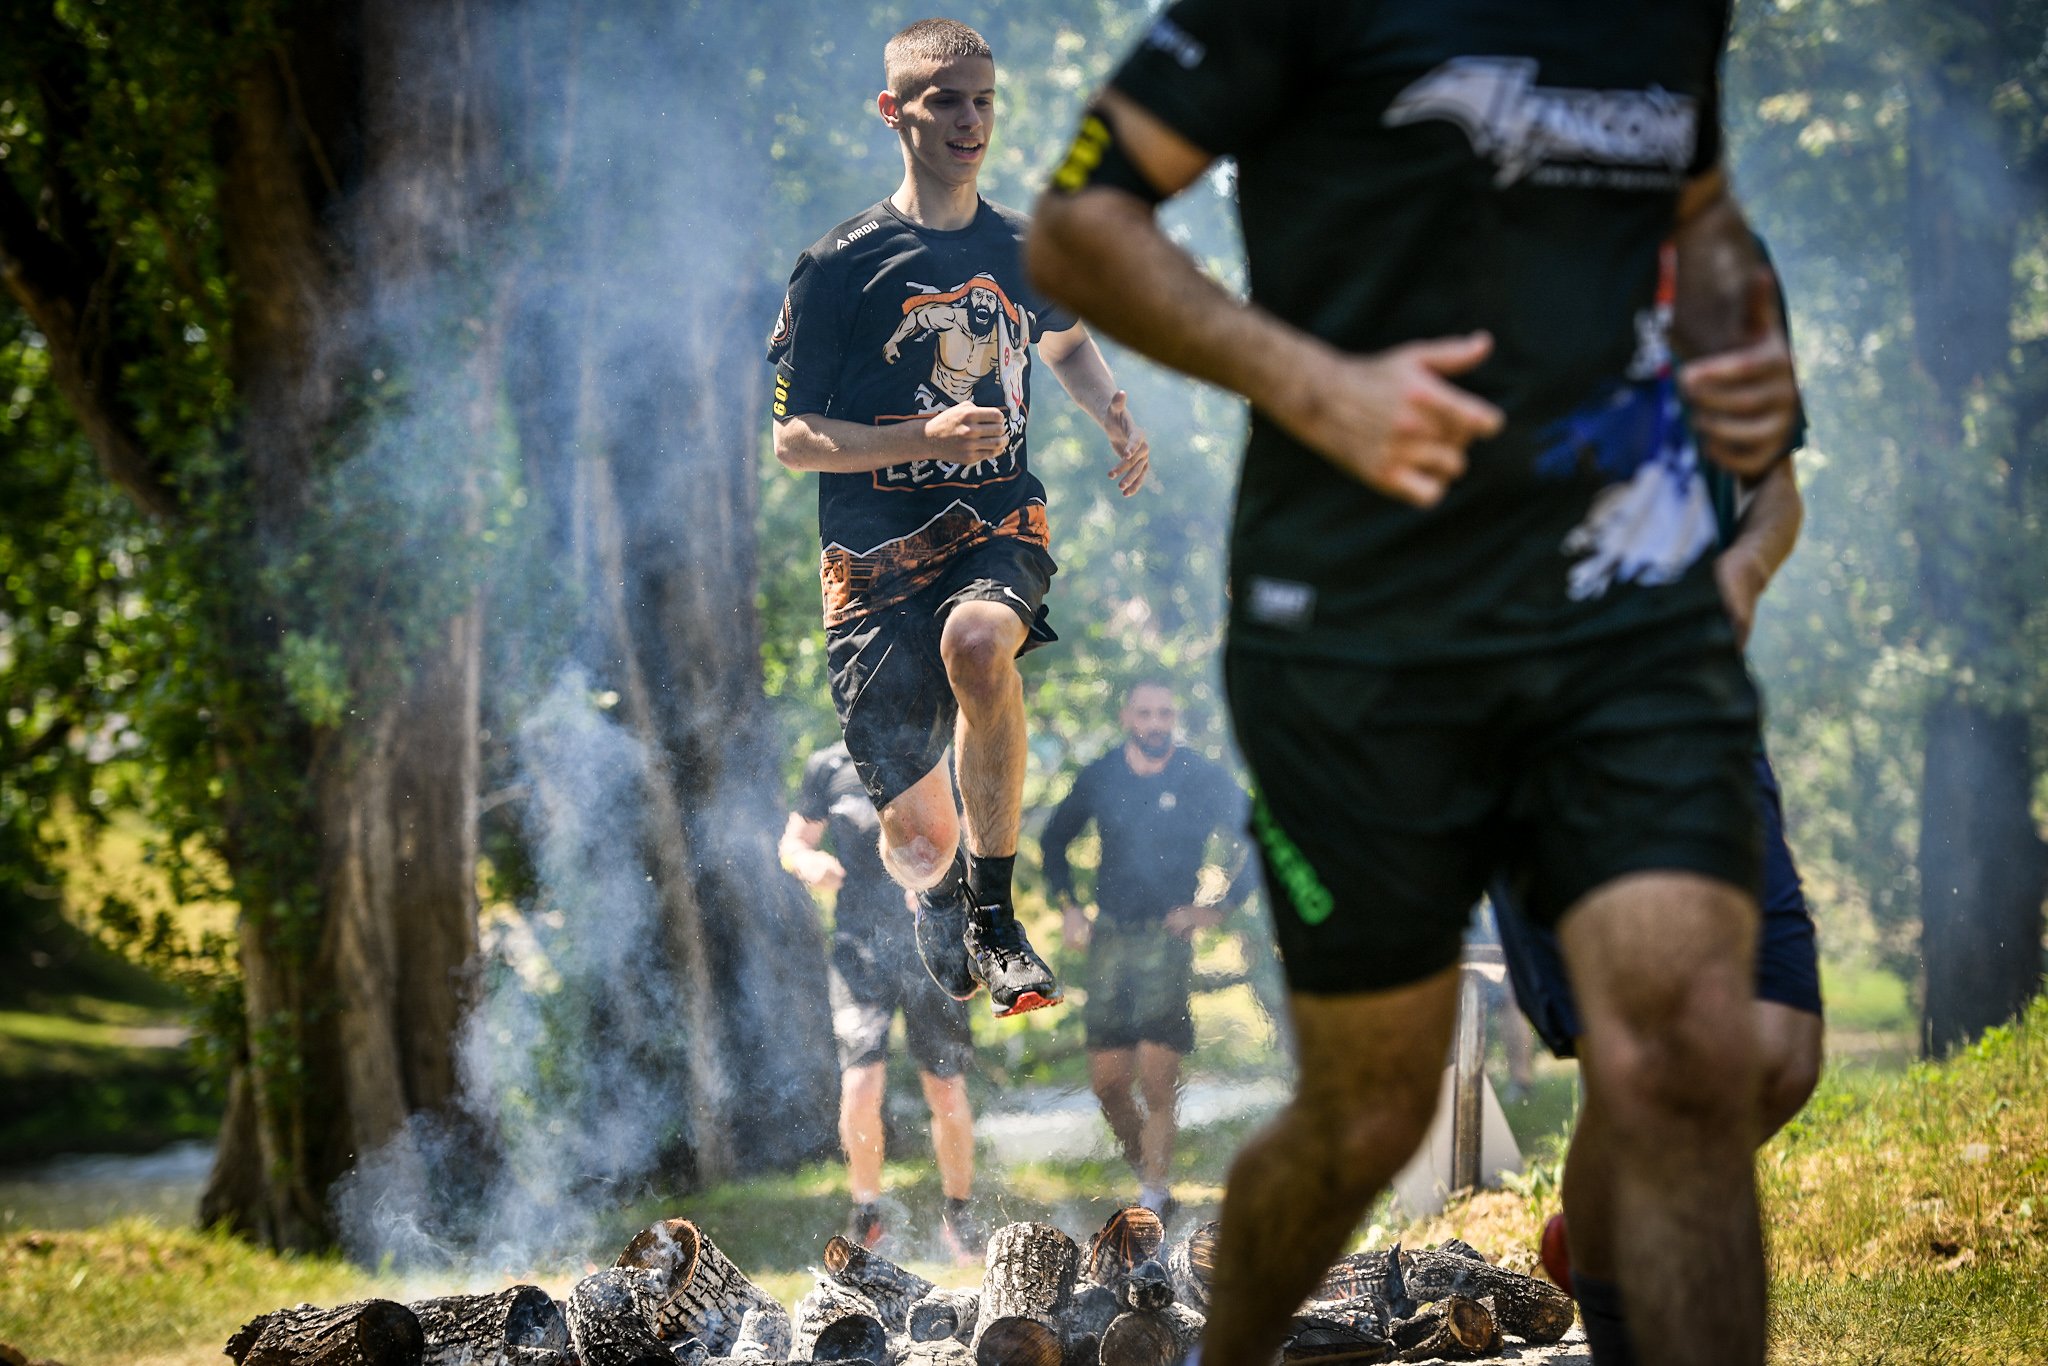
[947,140,983,158]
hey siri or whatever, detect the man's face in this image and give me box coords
[884,56,996,190]
[968,286,1000,333]
[1122,686,1177,759]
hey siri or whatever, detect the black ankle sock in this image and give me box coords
[945,1195,970,1217]
[1573,1274,1639,1366]
[967,852,1015,912]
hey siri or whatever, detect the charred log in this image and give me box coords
[1096,1305,1202,1366]
[822,1235,937,1331]
[1059,1283,1121,1366]
[1165,1222,1218,1315]
[1314,1247,1571,1345]
[408,1285,567,1366]
[730,1306,795,1361]
[973,1222,1079,1366]
[906,1290,979,1344]
[616,1220,782,1352]
[1114,1261,1174,1315]
[566,1271,672,1366]
[791,1280,887,1364]
[226,1300,426,1366]
[1284,1297,1391,1365]
[1083,1207,1165,1287]
[1388,1295,1497,1362]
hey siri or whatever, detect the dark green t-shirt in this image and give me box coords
[1104,0,1735,662]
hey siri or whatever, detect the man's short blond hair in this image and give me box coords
[884,18,994,99]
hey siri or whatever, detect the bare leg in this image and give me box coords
[1201,970,1460,1366]
[840,1061,888,1204]
[1560,872,1765,1366]
[1089,1048,1144,1170]
[938,601,1029,861]
[1563,995,1824,1285]
[1136,1042,1182,1189]
[920,1070,975,1201]
[878,760,960,891]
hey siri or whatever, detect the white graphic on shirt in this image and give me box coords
[1385,57,1698,188]
[1558,382,1716,600]
[880,273,1032,485]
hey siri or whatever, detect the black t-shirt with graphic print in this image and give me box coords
[795,741,901,945]
[1041,747,1250,929]
[1096,0,1736,663]
[767,197,1076,628]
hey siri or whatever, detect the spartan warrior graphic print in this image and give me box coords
[768,199,1073,627]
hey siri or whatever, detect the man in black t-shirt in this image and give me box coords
[782,742,982,1258]
[1030,5,1802,1364]
[767,18,1150,1020]
[1040,681,1252,1217]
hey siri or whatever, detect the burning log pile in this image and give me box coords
[223,1211,1574,1366]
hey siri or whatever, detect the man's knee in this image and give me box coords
[1283,1069,1442,1200]
[1588,970,1758,1130]
[939,607,1023,705]
[1755,1004,1823,1137]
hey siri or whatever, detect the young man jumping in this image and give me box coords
[768,18,1149,1016]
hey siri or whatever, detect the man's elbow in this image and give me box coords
[1026,193,1095,312]
[771,419,811,472]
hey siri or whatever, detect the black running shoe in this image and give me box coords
[848,1200,884,1251]
[915,882,978,1002]
[965,909,1062,1017]
[941,1197,987,1262]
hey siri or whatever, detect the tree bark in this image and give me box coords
[408,1285,567,1366]
[973,1223,1079,1366]
[1901,2,2047,1052]
[226,1300,425,1366]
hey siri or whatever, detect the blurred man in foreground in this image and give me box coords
[1029,4,1801,1363]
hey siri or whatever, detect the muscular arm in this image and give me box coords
[1040,322,1151,495]
[1028,92,1501,507]
[1714,456,1804,649]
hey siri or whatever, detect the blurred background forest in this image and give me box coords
[1,0,2043,1279]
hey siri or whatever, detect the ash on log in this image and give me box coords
[728,1305,795,1361]
[900,1341,972,1366]
[821,1235,935,1332]
[567,1269,673,1366]
[906,1290,979,1345]
[972,1222,1079,1366]
[225,1300,425,1366]
[791,1280,888,1364]
[409,1285,568,1366]
[1164,1223,1217,1315]
[616,1220,786,1354]
[1315,1245,1571,1345]
[1096,1305,1202,1366]
[1058,1283,1121,1366]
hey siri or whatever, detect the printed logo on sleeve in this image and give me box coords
[768,293,793,348]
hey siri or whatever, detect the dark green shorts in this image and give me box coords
[1226,611,1762,996]
[1082,923,1195,1053]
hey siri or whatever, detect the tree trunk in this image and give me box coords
[1902,3,2047,1052]
[1919,700,2048,1053]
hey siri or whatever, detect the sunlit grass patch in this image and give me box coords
[0,1220,381,1366]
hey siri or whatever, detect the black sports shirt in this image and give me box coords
[768,198,1076,627]
[795,742,899,941]
[1040,746,1251,928]
[1097,0,1736,662]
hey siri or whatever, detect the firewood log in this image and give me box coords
[1057,1283,1120,1366]
[1282,1296,1391,1364]
[1164,1222,1218,1315]
[501,1349,574,1366]
[972,1223,1079,1366]
[906,1290,979,1344]
[566,1270,673,1366]
[730,1306,795,1362]
[791,1280,887,1365]
[225,1300,426,1366]
[1082,1207,1165,1287]
[899,1340,971,1366]
[616,1220,784,1352]
[409,1285,568,1366]
[822,1236,937,1331]
[1313,1246,1571,1344]
[1095,1305,1202,1366]
[1113,1260,1174,1315]
[666,1339,710,1366]
[1387,1294,1497,1361]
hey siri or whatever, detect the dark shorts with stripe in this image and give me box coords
[1082,921,1196,1054]
[826,537,1057,809]
[1494,751,1823,1057]
[1225,610,1763,996]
